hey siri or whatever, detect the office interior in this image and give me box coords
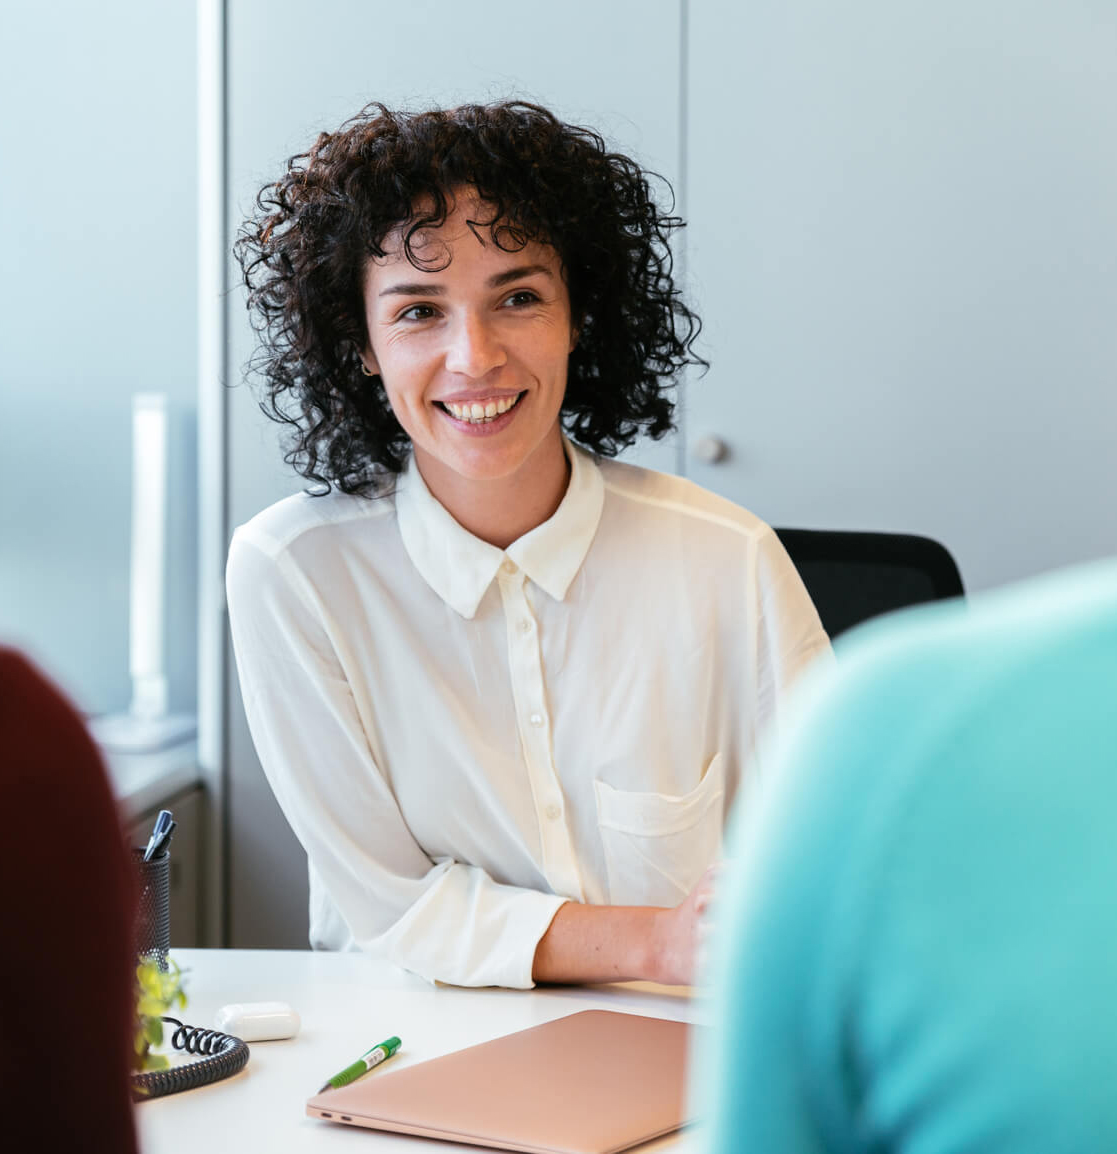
[4,0,1115,959]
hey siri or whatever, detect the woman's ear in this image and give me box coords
[360,348,380,378]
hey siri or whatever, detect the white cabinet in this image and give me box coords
[685,1,1117,592]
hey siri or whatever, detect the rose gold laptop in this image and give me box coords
[306,1009,693,1154]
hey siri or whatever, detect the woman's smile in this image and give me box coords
[435,390,526,427]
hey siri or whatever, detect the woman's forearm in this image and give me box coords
[531,867,718,986]
[531,901,680,985]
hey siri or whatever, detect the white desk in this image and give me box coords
[136,949,706,1153]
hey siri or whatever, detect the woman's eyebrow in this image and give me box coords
[487,264,554,288]
[378,282,447,298]
[378,264,553,298]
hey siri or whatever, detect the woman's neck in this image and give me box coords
[413,433,571,550]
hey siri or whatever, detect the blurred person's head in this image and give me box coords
[0,649,138,1153]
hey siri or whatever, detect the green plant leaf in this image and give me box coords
[133,953,188,1074]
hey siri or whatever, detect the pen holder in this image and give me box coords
[132,848,170,969]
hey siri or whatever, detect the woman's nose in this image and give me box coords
[443,313,507,378]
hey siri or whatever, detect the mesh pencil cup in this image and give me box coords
[132,848,170,968]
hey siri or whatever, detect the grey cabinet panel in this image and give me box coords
[224,0,684,946]
[686,1,1117,592]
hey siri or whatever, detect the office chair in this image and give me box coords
[773,528,964,640]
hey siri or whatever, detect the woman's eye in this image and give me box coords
[503,290,540,308]
[399,303,438,321]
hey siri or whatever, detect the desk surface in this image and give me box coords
[136,949,705,1153]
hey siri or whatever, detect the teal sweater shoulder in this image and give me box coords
[697,558,1117,1154]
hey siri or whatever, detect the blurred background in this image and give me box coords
[3,0,1114,950]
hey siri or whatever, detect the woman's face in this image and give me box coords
[361,192,577,511]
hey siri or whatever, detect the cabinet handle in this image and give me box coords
[692,435,729,464]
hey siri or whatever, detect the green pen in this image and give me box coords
[318,1036,401,1092]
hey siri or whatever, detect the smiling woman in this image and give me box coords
[228,100,831,990]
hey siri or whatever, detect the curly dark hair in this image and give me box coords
[235,100,707,495]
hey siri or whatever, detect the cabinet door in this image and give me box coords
[224,0,684,946]
[686,1,1117,592]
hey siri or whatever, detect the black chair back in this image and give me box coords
[773,528,964,640]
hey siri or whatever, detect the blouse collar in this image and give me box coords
[395,437,605,618]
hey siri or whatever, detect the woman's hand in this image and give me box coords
[649,865,721,986]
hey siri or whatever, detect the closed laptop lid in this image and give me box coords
[306,1009,693,1154]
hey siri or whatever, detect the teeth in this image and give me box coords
[444,395,520,423]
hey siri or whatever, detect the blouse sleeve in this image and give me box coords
[749,526,834,744]
[226,530,566,989]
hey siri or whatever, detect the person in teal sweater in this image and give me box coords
[696,557,1117,1153]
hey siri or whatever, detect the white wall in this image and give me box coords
[1,1,198,716]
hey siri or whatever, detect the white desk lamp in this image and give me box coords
[90,393,197,753]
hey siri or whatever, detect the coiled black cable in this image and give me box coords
[131,1017,250,1100]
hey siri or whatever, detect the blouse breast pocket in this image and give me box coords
[593,753,726,907]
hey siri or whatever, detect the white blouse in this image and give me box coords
[226,440,830,988]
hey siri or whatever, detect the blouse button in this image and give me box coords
[519,618,533,634]
[530,713,544,728]
[501,559,516,575]
[544,802,562,821]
